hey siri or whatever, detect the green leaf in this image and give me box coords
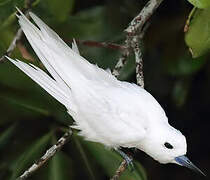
[73,135,96,180]
[45,0,75,22]
[0,95,50,116]
[0,0,24,25]
[185,8,210,58]
[0,62,69,123]
[0,12,16,29]
[10,132,52,179]
[187,0,210,9]
[82,139,147,180]
[0,123,17,149]
[48,151,73,180]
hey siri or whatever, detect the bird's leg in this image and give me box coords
[115,148,134,171]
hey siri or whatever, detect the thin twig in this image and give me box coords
[129,22,150,87]
[125,0,163,87]
[131,35,144,87]
[81,40,124,50]
[112,0,163,83]
[110,160,128,180]
[0,3,32,63]
[184,7,196,33]
[112,39,131,77]
[112,40,130,77]
[0,26,24,63]
[110,0,164,179]
[132,22,151,87]
[68,39,125,51]
[125,0,163,35]
[16,129,72,180]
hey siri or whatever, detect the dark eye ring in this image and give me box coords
[164,142,173,149]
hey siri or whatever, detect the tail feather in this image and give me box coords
[17,9,82,90]
[18,9,118,85]
[7,57,73,109]
[8,9,119,112]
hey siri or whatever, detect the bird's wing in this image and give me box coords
[70,82,148,148]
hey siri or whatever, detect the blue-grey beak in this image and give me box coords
[175,155,206,176]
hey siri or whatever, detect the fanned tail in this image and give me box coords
[7,9,119,113]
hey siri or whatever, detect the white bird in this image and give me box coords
[7,9,205,175]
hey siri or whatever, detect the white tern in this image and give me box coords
[6,9,205,176]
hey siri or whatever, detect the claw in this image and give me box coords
[126,158,134,172]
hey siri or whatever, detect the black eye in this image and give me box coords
[164,142,173,149]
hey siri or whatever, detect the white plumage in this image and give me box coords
[7,9,205,174]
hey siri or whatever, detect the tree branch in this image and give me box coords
[0,27,24,63]
[125,0,163,35]
[112,0,163,84]
[110,0,164,179]
[67,39,125,51]
[110,160,128,180]
[112,41,130,77]
[129,22,150,87]
[0,0,34,63]
[16,129,72,180]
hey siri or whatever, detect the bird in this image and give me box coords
[6,8,205,176]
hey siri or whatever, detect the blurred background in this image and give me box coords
[0,0,209,179]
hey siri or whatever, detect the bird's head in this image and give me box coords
[138,123,205,176]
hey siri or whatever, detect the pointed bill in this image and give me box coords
[175,155,206,176]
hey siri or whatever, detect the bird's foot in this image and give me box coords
[124,155,134,172]
[115,148,134,171]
